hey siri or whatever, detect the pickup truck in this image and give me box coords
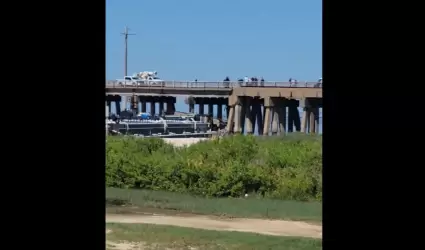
[117,76,165,86]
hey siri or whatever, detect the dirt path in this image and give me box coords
[106,214,322,239]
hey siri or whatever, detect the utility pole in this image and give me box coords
[121,26,135,77]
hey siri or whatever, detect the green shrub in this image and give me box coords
[106,135,322,201]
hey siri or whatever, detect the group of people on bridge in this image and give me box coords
[222,76,322,87]
[191,76,322,87]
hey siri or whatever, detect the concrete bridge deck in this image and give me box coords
[105,81,322,98]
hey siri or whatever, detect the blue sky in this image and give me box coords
[106,0,321,81]
[106,0,322,132]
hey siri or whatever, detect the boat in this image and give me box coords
[106,112,210,136]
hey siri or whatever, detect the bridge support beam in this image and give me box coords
[301,108,309,133]
[263,97,276,136]
[217,104,223,119]
[131,95,138,116]
[233,98,242,134]
[120,96,127,112]
[307,107,319,134]
[226,105,230,119]
[159,101,164,115]
[300,98,311,133]
[300,98,320,134]
[314,107,320,134]
[150,100,156,116]
[244,97,253,134]
[293,107,301,132]
[226,107,235,133]
[198,99,204,115]
[251,98,263,135]
[288,108,294,132]
[113,96,121,115]
[141,98,147,113]
[208,101,214,117]
[251,103,256,134]
[287,99,300,132]
[165,97,176,115]
[271,100,279,135]
[309,108,315,134]
[277,99,287,135]
[106,100,112,116]
[115,100,121,115]
[239,98,246,134]
[226,95,239,133]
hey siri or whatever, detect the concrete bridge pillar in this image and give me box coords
[198,99,204,115]
[166,102,173,115]
[217,103,223,119]
[263,97,275,136]
[287,99,300,132]
[141,101,147,113]
[308,107,319,134]
[309,108,315,134]
[288,108,294,132]
[300,98,320,134]
[301,108,309,133]
[244,97,253,134]
[115,101,121,115]
[159,101,164,115]
[293,105,301,132]
[278,99,287,135]
[226,107,234,133]
[114,96,121,115]
[315,108,320,134]
[271,98,280,135]
[139,96,147,113]
[234,98,242,134]
[226,95,239,133]
[208,100,214,117]
[251,98,263,135]
[131,95,138,116]
[300,98,310,133]
[166,97,176,115]
[239,98,247,134]
[120,96,127,112]
[271,108,279,135]
[250,98,258,134]
[106,100,112,116]
[226,105,230,119]
[150,100,156,115]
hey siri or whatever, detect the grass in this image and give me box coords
[106,187,322,222]
[106,223,322,250]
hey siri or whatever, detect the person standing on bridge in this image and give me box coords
[244,76,249,86]
[315,77,322,87]
[223,76,230,88]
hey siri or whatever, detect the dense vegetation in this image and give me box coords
[106,135,322,201]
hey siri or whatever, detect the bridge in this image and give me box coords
[105,80,322,97]
[105,80,322,135]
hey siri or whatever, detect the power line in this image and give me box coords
[120,26,136,77]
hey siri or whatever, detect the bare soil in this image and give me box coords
[106,213,322,239]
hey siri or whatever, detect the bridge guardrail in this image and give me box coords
[105,81,322,89]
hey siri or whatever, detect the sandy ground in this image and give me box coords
[162,138,209,147]
[106,214,322,239]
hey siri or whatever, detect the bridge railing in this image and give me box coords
[105,80,322,89]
